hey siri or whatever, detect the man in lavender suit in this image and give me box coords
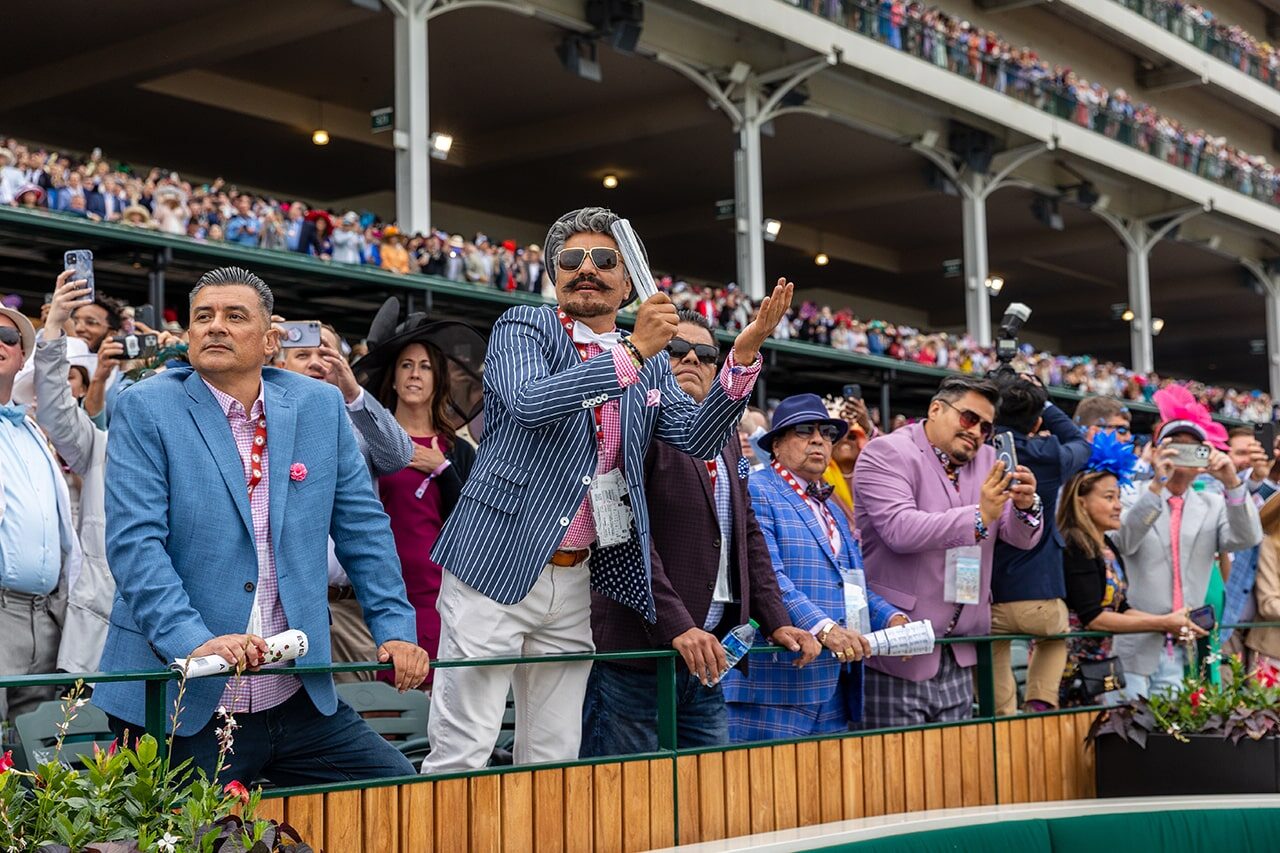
[853,377,1044,727]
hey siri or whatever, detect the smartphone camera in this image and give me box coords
[113,333,159,362]
[842,383,862,400]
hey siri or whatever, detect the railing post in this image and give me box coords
[656,655,678,751]
[145,679,168,744]
[975,641,997,719]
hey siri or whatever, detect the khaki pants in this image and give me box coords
[0,589,61,723]
[328,596,378,684]
[990,599,1069,716]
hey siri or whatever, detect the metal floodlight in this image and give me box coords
[429,132,453,160]
[763,218,782,241]
[1122,308,1135,322]
[985,275,1004,295]
[1151,318,1166,335]
[558,35,603,82]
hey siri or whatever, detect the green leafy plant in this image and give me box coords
[1088,654,1280,747]
[0,676,313,852]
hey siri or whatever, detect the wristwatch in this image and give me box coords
[817,621,836,644]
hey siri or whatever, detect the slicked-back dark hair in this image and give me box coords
[931,376,1000,409]
[189,266,273,318]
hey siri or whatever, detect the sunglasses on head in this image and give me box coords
[666,338,718,365]
[556,247,621,272]
[939,399,994,439]
[0,328,20,348]
[792,422,841,442]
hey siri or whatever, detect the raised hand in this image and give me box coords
[731,278,795,364]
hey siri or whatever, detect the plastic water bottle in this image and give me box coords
[721,619,760,672]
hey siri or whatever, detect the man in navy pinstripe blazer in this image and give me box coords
[422,208,794,773]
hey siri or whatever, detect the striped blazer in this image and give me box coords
[431,304,753,620]
[722,465,898,708]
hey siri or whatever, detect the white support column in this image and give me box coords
[735,86,766,301]
[958,171,991,346]
[1266,283,1280,400]
[392,2,430,233]
[1124,228,1155,375]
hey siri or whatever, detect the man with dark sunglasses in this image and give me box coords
[0,304,75,723]
[582,311,819,756]
[426,207,794,772]
[854,377,1043,728]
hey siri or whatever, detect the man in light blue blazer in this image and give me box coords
[723,395,905,740]
[94,266,429,785]
[423,207,793,772]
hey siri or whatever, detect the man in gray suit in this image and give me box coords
[1112,419,1261,699]
[277,323,413,679]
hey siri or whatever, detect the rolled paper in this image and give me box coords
[609,219,659,302]
[865,620,936,657]
[171,629,309,678]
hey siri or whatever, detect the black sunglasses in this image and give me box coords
[792,423,841,442]
[556,246,621,272]
[0,328,20,347]
[666,338,719,364]
[939,399,995,439]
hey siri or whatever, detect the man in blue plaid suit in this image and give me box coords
[723,395,906,740]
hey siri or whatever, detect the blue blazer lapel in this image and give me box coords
[771,467,840,568]
[185,372,253,538]
[265,380,296,551]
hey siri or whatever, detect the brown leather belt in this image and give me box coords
[328,585,356,603]
[549,548,591,567]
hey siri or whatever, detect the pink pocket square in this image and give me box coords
[645,389,661,407]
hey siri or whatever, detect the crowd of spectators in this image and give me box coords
[1115,0,1280,87]
[1,135,1274,419]
[790,0,1280,207]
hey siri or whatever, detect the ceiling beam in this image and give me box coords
[0,0,376,112]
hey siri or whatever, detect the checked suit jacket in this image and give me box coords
[431,304,753,620]
[722,465,898,708]
[590,436,790,668]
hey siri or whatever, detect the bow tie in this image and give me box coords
[806,480,834,504]
[571,324,622,350]
[0,403,28,424]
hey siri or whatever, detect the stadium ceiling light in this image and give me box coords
[430,132,453,161]
[602,174,619,189]
[1152,317,1165,335]
[985,275,1004,295]
[815,252,830,266]
[763,218,782,241]
[311,129,330,146]
[1121,308,1135,322]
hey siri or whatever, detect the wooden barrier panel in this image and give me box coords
[266,712,1097,852]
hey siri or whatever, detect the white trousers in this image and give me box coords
[420,562,594,774]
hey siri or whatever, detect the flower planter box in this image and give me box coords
[1095,733,1280,797]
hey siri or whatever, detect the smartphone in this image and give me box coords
[993,431,1018,480]
[64,249,94,301]
[1256,422,1276,461]
[278,320,321,348]
[842,383,862,400]
[134,303,156,331]
[1168,442,1211,468]
[1189,604,1215,632]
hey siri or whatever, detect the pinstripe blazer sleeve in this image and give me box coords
[487,308,631,428]
[652,356,752,461]
[347,391,413,478]
[749,478,830,631]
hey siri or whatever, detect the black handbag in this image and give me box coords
[1079,656,1126,698]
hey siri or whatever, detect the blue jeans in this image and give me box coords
[108,688,414,785]
[579,661,729,757]
[1121,644,1188,702]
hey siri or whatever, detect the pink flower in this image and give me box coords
[0,750,12,774]
[223,780,250,804]
[1257,662,1279,688]
[289,462,307,482]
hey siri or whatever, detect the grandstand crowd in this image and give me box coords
[791,0,1280,207]
[1,136,1274,421]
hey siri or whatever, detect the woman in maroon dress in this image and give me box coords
[374,338,476,688]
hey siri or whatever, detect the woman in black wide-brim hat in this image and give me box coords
[353,298,485,688]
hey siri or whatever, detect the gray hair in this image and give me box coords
[543,207,650,292]
[189,266,273,318]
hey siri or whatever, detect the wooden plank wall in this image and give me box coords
[266,712,1095,852]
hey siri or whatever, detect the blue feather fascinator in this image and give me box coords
[1084,430,1137,486]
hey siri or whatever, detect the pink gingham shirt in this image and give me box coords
[203,378,300,713]
[558,337,760,549]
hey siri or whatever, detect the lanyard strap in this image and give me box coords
[556,309,606,448]
[247,416,267,496]
[772,460,838,548]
